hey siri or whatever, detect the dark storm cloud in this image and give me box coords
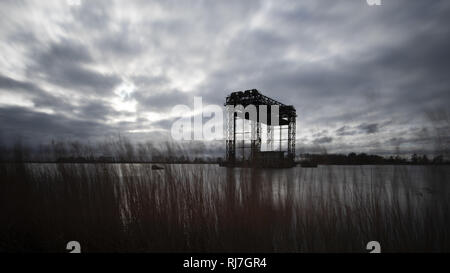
[152,117,178,131]
[0,74,73,112]
[336,123,382,137]
[0,73,122,123]
[336,126,357,136]
[0,74,43,93]
[201,1,450,114]
[77,99,124,121]
[130,74,193,111]
[313,136,333,145]
[0,0,449,154]
[29,38,121,95]
[0,106,114,145]
[132,74,169,88]
[312,130,329,138]
[70,0,112,29]
[357,123,379,134]
[39,38,93,64]
[96,22,147,58]
[134,89,193,111]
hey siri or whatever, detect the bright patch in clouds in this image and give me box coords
[112,81,137,114]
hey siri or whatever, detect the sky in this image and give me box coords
[0,0,449,156]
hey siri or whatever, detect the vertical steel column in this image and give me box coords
[250,117,256,160]
[257,121,261,153]
[233,113,236,162]
[267,125,273,151]
[288,116,296,160]
[279,124,282,152]
[242,116,245,161]
[226,108,236,163]
[250,117,261,160]
[293,116,296,159]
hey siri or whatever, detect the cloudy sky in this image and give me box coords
[0,0,449,155]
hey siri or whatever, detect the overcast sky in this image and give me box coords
[1,0,449,155]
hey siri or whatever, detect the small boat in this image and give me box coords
[151,164,164,170]
[300,161,318,168]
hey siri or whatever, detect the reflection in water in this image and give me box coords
[150,165,449,211]
[18,163,450,251]
[31,163,450,211]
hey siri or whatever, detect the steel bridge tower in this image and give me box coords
[222,89,297,168]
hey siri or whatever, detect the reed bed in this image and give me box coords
[0,146,449,252]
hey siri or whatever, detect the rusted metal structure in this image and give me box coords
[221,89,297,168]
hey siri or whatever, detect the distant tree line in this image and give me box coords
[36,155,219,164]
[1,139,448,165]
[300,153,448,165]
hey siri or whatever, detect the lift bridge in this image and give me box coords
[220,89,297,168]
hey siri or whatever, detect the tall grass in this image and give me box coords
[0,143,449,252]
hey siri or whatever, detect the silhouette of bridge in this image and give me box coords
[220,89,297,168]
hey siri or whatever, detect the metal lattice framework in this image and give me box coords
[224,89,297,167]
